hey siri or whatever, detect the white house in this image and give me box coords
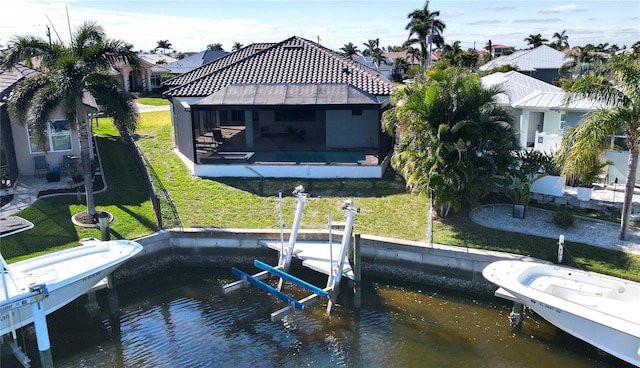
[482,71,635,184]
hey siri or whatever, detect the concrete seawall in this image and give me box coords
[115,228,535,295]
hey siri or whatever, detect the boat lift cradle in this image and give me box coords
[222,186,359,321]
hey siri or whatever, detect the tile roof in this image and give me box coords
[163,43,276,87]
[479,45,570,72]
[163,50,229,74]
[163,36,395,98]
[0,64,39,99]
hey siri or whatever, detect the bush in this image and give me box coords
[45,171,60,183]
[553,210,575,228]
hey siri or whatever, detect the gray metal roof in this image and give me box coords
[479,45,570,72]
[483,70,561,104]
[482,71,603,111]
[193,83,382,106]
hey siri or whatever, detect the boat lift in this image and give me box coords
[0,284,53,368]
[223,186,359,321]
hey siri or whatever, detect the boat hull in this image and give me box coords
[1,238,142,336]
[483,260,640,366]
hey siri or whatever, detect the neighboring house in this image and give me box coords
[163,50,229,75]
[0,64,97,181]
[482,70,635,184]
[112,53,177,93]
[351,55,394,79]
[162,36,395,179]
[479,45,570,83]
[489,43,513,57]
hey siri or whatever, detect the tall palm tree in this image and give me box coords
[156,39,172,54]
[370,48,388,70]
[561,55,640,240]
[381,66,517,215]
[405,1,446,67]
[3,21,140,219]
[231,42,244,52]
[552,30,569,50]
[339,42,359,58]
[524,33,548,48]
[362,39,380,56]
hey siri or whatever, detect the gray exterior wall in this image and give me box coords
[326,109,379,148]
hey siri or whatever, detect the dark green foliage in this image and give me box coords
[553,210,575,228]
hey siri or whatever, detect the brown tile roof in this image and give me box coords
[163,36,395,98]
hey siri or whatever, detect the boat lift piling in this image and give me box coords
[0,284,53,368]
[223,187,360,321]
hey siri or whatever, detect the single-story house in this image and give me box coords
[482,70,635,184]
[162,50,229,75]
[162,36,395,179]
[479,45,570,84]
[0,64,97,185]
[112,53,177,93]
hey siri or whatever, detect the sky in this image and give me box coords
[1,0,639,54]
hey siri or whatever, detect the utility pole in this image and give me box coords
[46,25,51,46]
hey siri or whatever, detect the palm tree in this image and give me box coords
[381,66,518,215]
[3,21,140,219]
[339,42,359,58]
[207,43,224,51]
[404,1,446,67]
[561,55,640,240]
[156,39,172,54]
[231,42,244,52]
[406,47,422,65]
[524,34,548,48]
[552,30,569,50]
[362,39,380,56]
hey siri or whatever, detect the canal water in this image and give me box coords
[6,267,631,367]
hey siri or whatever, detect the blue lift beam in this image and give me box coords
[231,267,304,310]
[253,260,329,298]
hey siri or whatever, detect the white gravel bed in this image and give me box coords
[470,204,640,255]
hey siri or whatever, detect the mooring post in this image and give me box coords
[30,285,53,368]
[352,234,361,309]
[107,274,121,333]
[509,302,524,330]
[98,212,110,241]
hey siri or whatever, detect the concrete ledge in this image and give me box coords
[113,228,532,295]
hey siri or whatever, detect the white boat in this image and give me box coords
[0,238,143,336]
[483,260,640,367]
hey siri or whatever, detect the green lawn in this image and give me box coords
[4,108,640,282]
[135,97,170,106]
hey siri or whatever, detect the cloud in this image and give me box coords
[482,6,517,11]
[539,4,578,14]
[513,18,563,24]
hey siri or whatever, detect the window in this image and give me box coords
[28,120,72,153]
[559,113,566,130]
[275,110,315,121]
[352,109,363,116]
[150,74,163,88]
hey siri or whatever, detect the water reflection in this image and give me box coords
[19,267,631,367]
